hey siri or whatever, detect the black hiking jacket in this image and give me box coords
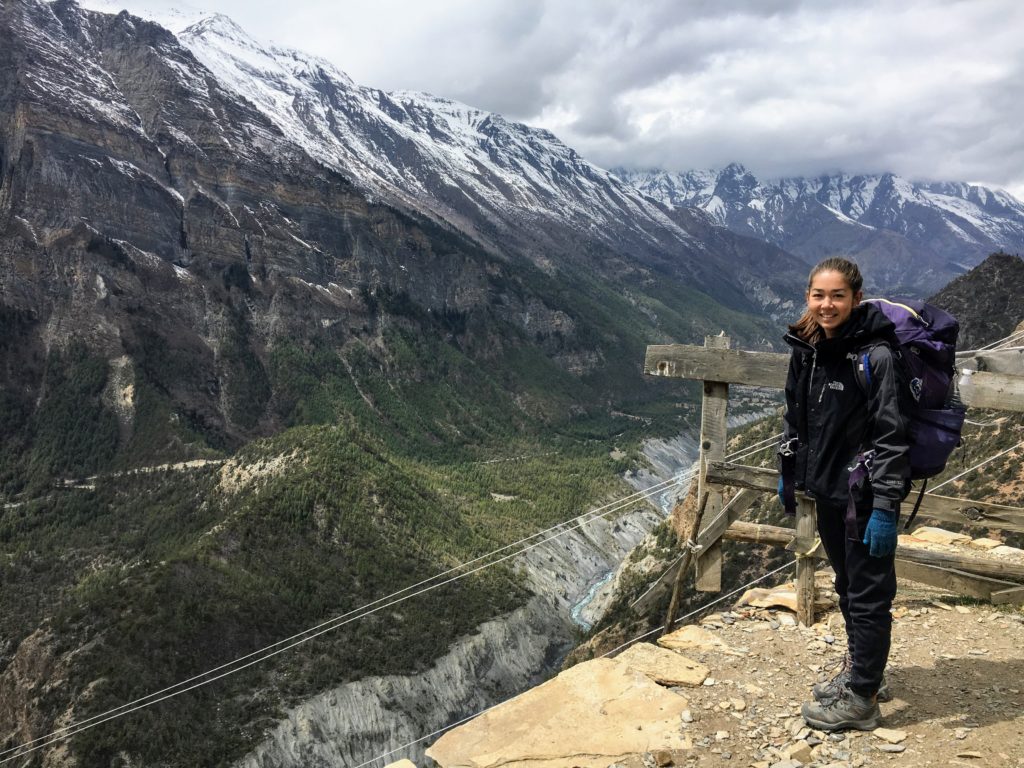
[780,303,910,513]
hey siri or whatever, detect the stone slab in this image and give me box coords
[734,583,833,613]
[969,537,1004,550]
[658,624,733,654]
[615,642,709,687]
[909,526,972,546]
[425,658,692,768]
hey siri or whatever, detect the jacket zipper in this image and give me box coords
[811,351,827,404]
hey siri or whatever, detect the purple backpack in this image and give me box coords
[854,298,966,528]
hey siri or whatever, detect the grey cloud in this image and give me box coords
[181,0,1024,193]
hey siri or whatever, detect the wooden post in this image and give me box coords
[795,496,817,626]
[695,335,729,592]
[631,488,759,617]
[663,492,710,635]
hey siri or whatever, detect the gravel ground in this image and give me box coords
[614,579,1024,768]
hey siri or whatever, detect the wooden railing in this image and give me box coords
[635,335,1024,627]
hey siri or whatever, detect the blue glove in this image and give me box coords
[777,476,795,515]
[863,509,897,557]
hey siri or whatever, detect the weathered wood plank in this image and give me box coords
[722,520,826,559]
[705,461,1024,534]
[631,488,759,617]
[663,491,710,634]
[957,347,1024,376]
[963,371,1024,411]
[695,540,723,592]
[723,520,1024,583]
[990,586,1024,605]
[697,488,760,547]
[695,336,729,593]
[894,560,1018,600]
[723,520,800,549]
[644,344,788,388]
[643,344,1024,410]
[795,496,817,625]
[897,546,1024,582]
[703,462,802,495]
[914,492,1024,533]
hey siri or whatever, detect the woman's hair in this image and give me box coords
[789,257,864,344]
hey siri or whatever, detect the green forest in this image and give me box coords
[0,301,699,765]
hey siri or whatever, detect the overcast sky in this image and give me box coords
[88,0,1024,197]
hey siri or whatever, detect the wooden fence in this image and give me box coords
[634,335,1024,628]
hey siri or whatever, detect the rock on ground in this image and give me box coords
[427,578,1024,768]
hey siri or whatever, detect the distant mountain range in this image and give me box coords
[616,164,1024,295]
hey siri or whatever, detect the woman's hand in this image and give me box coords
[777,476,795,515]
[863,509,897,557]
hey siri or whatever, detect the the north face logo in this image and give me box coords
[828,381,844,391]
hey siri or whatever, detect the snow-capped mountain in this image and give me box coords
[36,0,807,317]
[184,17,640,230]
[616,165,1024,294]
[1,4,809,765]
[172,14,703,268]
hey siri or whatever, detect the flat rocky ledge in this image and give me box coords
[413,578,1024,768]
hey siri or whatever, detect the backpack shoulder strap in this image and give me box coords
[850,341,888,396]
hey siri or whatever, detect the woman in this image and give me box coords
[778,256,909,731]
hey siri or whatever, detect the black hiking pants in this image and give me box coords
[815,499,897,697]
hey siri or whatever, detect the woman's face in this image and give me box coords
[807,269,862,338]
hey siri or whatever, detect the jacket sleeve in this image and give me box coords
[778,351,800,465]
[865,344,910,512]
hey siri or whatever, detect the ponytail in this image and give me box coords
[790,310,825,345]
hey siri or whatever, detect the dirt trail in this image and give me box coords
[614,579,1024,768]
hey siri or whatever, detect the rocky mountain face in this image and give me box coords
[168,14,807,319]
[0,0,808,473]
[0,1,810,765]
[233,507,662,768]
[617,165,1024,295]
[928,251,1024,350]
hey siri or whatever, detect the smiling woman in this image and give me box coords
[779,256,910,733]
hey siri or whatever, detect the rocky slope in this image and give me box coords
[166,13,807,319]
[617,165,1024,295]
[928,251,1024,350]
[234,506,662,768]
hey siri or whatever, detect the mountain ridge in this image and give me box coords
[616,164,1024,295]
[0,2,792,763]
[2,2,1019,765]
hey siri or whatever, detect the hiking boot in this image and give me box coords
[812,654,892,703]
[801,684,881,732]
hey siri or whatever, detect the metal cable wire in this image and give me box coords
[351,559,798,768]
[347,436,1024,768]
[970,328,1024,352]
[0,435,781,762]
